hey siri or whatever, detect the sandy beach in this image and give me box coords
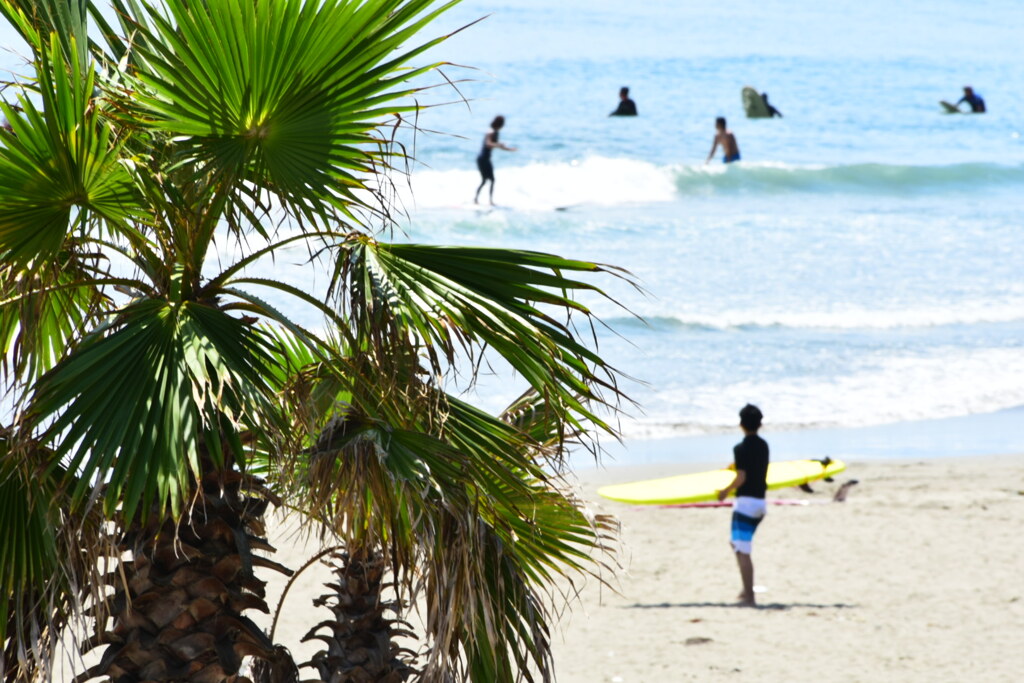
[548,455,1024,682]
[254,453,1024,682]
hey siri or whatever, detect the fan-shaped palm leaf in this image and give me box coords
[30,300,286,521]
[122,0,460,224]
[0,36,141,270]
[0,247,112,386]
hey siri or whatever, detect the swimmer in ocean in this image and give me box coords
[706,116,740,164]
[610,86,638,116]
[474,115,517,205]
[956,86,986,113]
[761,92,782,118]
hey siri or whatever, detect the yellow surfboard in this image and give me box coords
[597,458,847,505]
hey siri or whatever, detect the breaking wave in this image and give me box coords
[402,157,1024,211]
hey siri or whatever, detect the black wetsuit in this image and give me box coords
[610,98,638,116]
[763,98,783,118]
[957,93,986,113]
[477,131,496,181]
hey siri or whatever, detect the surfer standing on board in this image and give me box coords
[474,115,517,205]
[706,117,740,164]
[717,404,769,607]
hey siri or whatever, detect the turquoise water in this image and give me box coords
[393,0,1024,451]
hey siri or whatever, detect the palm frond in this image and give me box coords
[0,0,90,68]
[121,0,462,225]
[29,300,286,522]
[340,239,632,433]
[440,394,617,581]
[0,35,141,271]
[274,343,616,682]
[420,474,616,683]
[0,431,107,683]
[0,248,111,387]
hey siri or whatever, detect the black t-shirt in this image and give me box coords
[733,434,769,498]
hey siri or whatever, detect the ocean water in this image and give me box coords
[389,0,1024,453]
[2,2,1021,459]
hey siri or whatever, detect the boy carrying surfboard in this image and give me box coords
[717,404,769,607]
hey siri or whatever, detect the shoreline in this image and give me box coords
[571,406,1024,472]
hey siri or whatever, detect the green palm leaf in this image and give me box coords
[342,240,631,432]
[276,337,616,681]
[0,36,140,269]
[123,0,460,223]
[30,300,285,521]
[0,248,111,385]
[440,394,616,580]
[0,0,89,68]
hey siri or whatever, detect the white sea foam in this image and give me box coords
[620,300,1024,331]
[403,156,679,210]
[624,347,1024,439]
[671,160,1024,195]
[400,158,1024,211]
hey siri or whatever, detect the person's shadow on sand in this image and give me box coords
[625,601,858,611]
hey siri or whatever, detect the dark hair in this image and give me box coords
[491,115,505,129]
[716,116,726,127]
[620,86,630,96]
[739,404,763,431]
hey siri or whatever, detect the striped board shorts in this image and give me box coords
[731,496,767,554]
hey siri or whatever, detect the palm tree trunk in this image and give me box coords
[79,467,293,683]
[300,549,416,683]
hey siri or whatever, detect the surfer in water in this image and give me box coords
[761,92,783,118]
[706,117,740,164]
[610,86,638,116]
[717,404,769,607]
[956,86,986,113]
[474,115,517,205]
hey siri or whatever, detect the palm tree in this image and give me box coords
[260,244,628,681]
[0,1,630,682]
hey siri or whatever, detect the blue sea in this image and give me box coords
[392,0,1024,462]
[3,1,1022,463]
